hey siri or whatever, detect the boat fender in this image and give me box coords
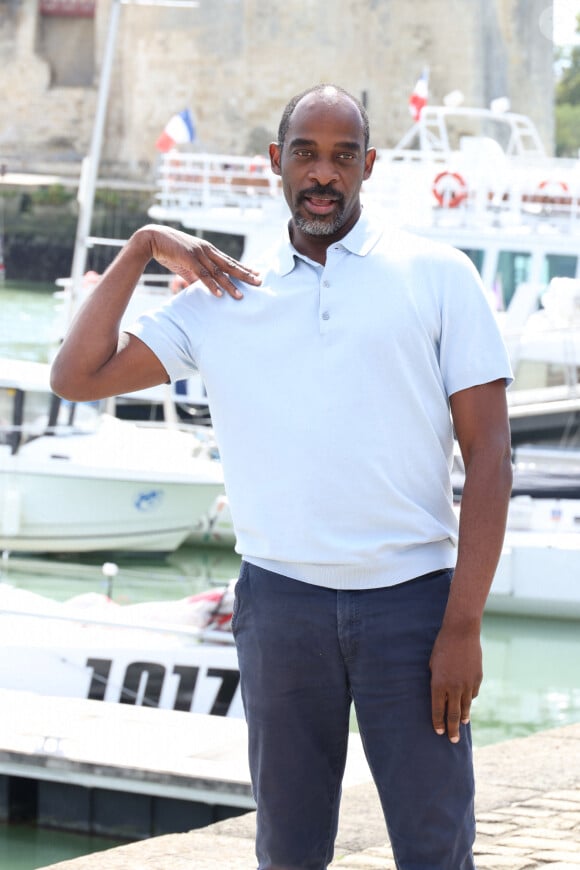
[537,179,569,200]
[82,271,101,289]
[432,171,468,207]
[249,155,268,174]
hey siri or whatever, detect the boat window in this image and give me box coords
[68,402,102,431]
[0,388,16,448]
[459,248,485,275]
[494,252,532,309]
[543,254,579,283]
[0,387,49,452]
[0,387,100,451]
[512,359,580,391]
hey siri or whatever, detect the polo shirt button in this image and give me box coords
[323,280,330,287]
[322,311,330,320]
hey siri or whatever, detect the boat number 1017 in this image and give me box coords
[85,657,240,716]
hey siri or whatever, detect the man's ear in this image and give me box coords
[269,142,282,176]
[363,147,377,181]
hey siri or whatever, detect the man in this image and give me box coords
[51,84,513,870]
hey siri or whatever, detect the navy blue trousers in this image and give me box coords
[232,561,476,870]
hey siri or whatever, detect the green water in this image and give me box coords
[2,280,580,867]
[0,824,126,870]
[0,280,61,363]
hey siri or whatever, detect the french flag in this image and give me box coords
[409,69,429,121]
[155,108,196,152]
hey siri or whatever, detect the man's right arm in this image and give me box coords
[50,224,260,402]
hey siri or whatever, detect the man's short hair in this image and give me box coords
[277,84,370,151]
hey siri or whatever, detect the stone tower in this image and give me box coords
[0,0,555,181]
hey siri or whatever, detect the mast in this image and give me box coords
[67,0,123,320]
[67,0,199,321]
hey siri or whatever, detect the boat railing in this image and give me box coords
[150,115,580,235]
[368,146,580,228]
[0,604,236,645]
[56,255,175,297]
[393,106,547,157]
[154,152,282,212]
[0,418,102,455]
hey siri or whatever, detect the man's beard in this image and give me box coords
[293,186,346,236]
[293,211,345,236]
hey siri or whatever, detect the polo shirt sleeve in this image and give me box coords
[436,248,513,397]
[125,286,202,383]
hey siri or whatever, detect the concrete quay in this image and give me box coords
[38,722,580,870]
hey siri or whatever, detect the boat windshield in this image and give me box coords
[0,388,101,454]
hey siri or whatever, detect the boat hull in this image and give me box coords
[0,470,224,553]
[488,526,580,619]
[0,609,242,716]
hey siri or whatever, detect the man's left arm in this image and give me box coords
[430,379,512,742]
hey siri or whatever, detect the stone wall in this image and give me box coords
[0,0,555,182]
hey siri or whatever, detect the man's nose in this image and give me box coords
[308,158,339,186]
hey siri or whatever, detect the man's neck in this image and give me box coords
[288,209,361,265]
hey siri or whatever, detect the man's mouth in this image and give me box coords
[305,196,338,215]
[300,189,343,216]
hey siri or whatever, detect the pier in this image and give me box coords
[1,690,579,869]
[0,689,370,840]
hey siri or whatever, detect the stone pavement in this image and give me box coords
[40,722,580,869]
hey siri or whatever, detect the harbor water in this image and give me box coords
[2,280,580,868]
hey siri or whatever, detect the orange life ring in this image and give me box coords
[432,171,468,208]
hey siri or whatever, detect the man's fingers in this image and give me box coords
[199,254,262,299]
[446,695,462,743]
[432,688,469,743]
[431,687,447,737]
[196,265,238,298]
[461,694,473,725]
[225,260,261,283]
[148,227,261,299]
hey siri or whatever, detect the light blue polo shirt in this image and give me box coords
[127,211,512,589]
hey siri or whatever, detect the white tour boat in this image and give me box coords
[149,103,580,311]
[148,104,580,441]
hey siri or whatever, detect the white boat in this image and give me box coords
[490,524,580,619]
[148,104,580,439]
[448,437,579,616]
[0,577,242,717]
[0,358,225,554]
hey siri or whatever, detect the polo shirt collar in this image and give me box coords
[277,209,384,275]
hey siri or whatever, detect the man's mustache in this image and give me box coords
[298,185,344,204]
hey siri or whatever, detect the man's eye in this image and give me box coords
[338,153,355,160]
[294,150,313,158]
